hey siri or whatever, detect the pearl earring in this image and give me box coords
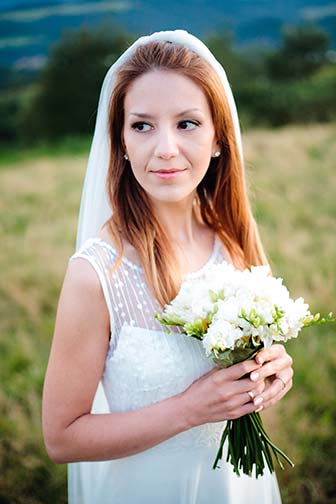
[124,154,129,161]
[213,151,221,158]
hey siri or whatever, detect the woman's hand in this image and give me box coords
[180,359,266,428]
[180,344,293,429]
[248,344,293,411]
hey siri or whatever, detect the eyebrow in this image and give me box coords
[128,108,204,119]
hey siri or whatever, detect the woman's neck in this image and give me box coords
[149,196,216,275]
[150,196,202,247]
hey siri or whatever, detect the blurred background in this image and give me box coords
[0,1,335,502]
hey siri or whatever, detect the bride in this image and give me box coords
[42,30,293,503]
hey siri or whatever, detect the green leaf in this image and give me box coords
[209,289,218,302]
[212,345,263,368]
[184,319,207,339]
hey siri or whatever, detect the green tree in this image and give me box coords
[205,31,261,88]
[21,25,134,140]
[266,25,330,81]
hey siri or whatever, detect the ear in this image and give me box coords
[211,139,221,158]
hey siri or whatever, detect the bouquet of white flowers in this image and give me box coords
[155,262,335,478]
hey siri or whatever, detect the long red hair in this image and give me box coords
[105,40,268,306]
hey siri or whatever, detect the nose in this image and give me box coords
[154,127,179,160]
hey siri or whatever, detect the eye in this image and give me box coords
[178,120,201,130]
[131,122,152,132]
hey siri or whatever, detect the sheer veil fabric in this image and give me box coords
[69,29,246,502]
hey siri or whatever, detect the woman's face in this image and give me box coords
[122,70,218,205]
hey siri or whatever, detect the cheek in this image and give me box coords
[191,131,215,156]
[124,129,140,154]
[125,137,151,169]
[129,161,145,185]
[124,134,136,157]
[191,141,213,170]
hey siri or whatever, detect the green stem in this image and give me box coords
[212,422,230,470]
[250,413,294,468]
[245,415,266,476]
[213,413,294,478]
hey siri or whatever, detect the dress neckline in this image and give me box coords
[183,234,221,278]
[90,233,221,276]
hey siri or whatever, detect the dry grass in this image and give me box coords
[244,124,336,503]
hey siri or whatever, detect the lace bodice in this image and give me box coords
[69,236,231,450]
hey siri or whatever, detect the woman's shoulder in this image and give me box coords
[65,253,103,295]
[69,227,143,276]
[69,236,117,261]
[67,232,120,292]
[64,240,114,324]
[58,254,109,336]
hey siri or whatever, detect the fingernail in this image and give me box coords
[254,397,263,406]
[255,405,263,412]
[257,356,264,364]
[250,371,259,381]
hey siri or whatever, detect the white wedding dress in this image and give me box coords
[67,235,282,504]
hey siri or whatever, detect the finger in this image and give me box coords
[252,373,293,409]
[220,389,253,412]
[227,397,267,420]
[235,390,259,409]
[250,355,291,382]
[255,344,287,365]
[243,384,265,404]
[260,379,293,410]
[219,359,262,382]
[234,376,265,395]
[245,380,266,401]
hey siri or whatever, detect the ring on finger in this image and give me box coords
[247,391,255,400]
[277,376,287,390]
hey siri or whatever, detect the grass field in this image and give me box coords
[0,124,335,503]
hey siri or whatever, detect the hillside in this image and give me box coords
[0,0,335,73]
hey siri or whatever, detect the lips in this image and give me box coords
[150,168,187,179]
[151,169,186,173]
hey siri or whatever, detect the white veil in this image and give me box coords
[68,29,245,503]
